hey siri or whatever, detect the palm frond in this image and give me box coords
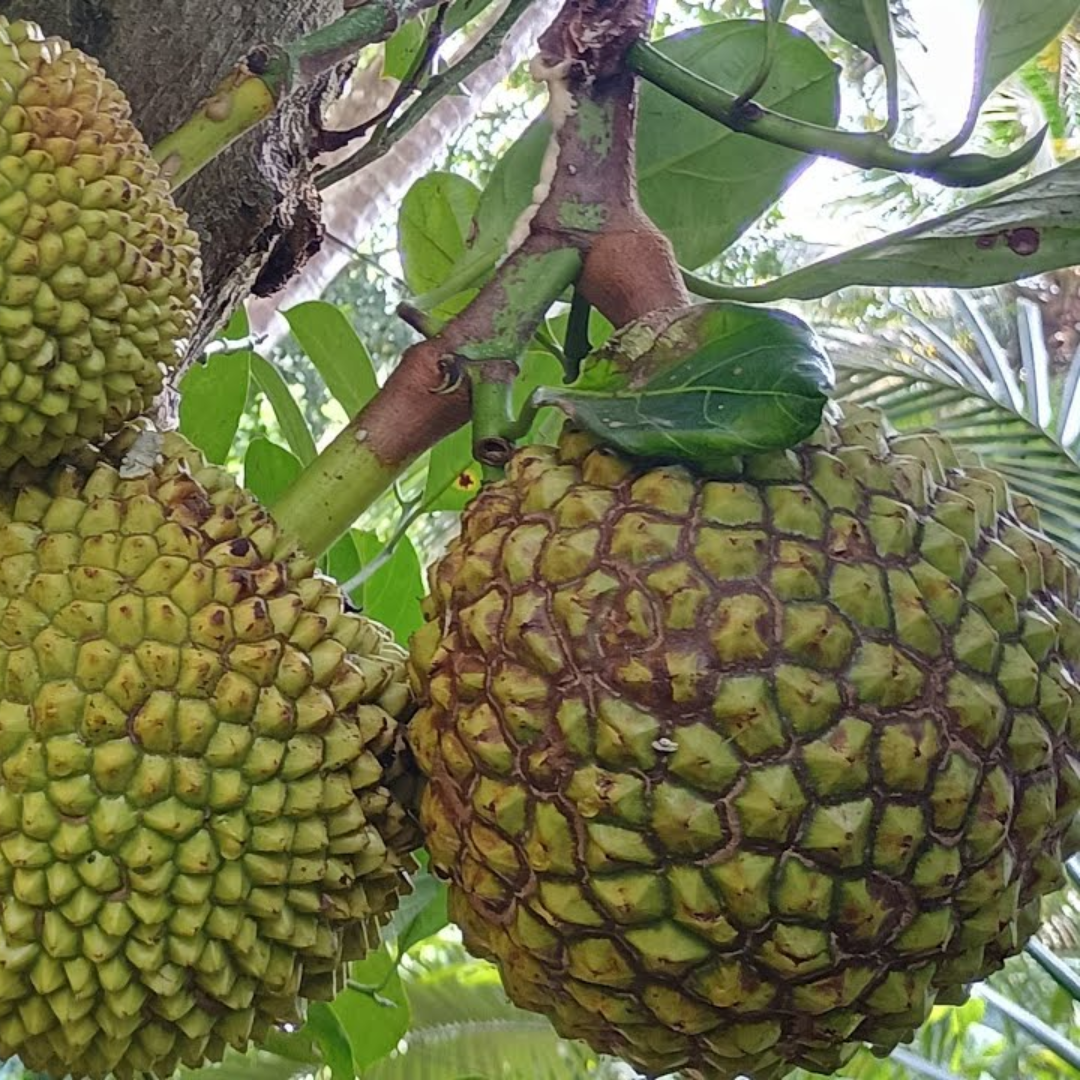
[828,289,1080,562]
[361,946,607,1080]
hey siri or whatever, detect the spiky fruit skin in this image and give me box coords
[409,410,1080,1080]
[0,431,419,1079]
[0,19,201,470]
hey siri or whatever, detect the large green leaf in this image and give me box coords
[636,20,840,268]
[243,438,303,507]
[248,353,318,465]
[354,532,425,643]
[330,949,411,1072]
[809,0,884,59]
[179,350,250,465]
[975,0,1080,105]
[469,121,551,266]
[536,302,833,465]
[695,159,1080,301]
[399,172,482,294]
[304,1003,355,1080]
[284,302,379,419]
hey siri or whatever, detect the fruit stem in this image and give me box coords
[269,244,581,558]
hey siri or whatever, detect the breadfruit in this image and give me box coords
[0,429,419,1079]
[0,18,201,469]
[409,407,1080,1080]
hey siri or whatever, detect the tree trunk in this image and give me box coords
[13,0,349,349]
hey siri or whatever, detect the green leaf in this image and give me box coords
[698,158,1080,301]
[808,0,883,59]
[327,532,365,602]
[423,426,484,511]
[305,1003,355,1080]
[383,18,426,81]
[975,0,1080,104]
[248,353,318,465]
[535,302,832,465]
[469,121,551,262]
[399,172,483,294]
[179,350,250,465]
[637,20,840,268]
[354,532,425,643]
[284,301,379,418]
[386,868,450,954]
[331,948,410,1072]
[243,438,302,507]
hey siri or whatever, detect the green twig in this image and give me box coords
[627,40,1046,189]
[734,7,779,109]
[153,0,445,188]
[316,0,536,190]
[864,0,900,137]
[563,289,593,380]
[341,482,450,595]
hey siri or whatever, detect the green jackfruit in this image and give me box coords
[410,407,1080,1080]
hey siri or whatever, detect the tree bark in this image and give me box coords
[12,0,348,350]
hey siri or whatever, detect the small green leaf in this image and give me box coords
[535,302,832,465]
[637,20,840,269]
[423,426,483,511]
[765,0,786,20]
[697,158,1080,301]
[179,350,250,465]
[975,0,1080,104]
[243,438,302,507]
[332,948,411,1072]
[808,0,883,59]
[327,532,365,603]
[221,305,250,340]
[305,1003,355,1080]
[469,122,551,263]
[284,301,379,418]
[383,18,426,81]
[385,868,450,954]
[354,532,425,644]
[399,172,483,294]
[248,353,318,465]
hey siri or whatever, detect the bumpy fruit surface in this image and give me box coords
[0,18,201,469]
[410,408,1080,1080]
[0,430,418,1079]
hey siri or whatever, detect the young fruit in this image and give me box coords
[409,407,1080,1080]
[0,429,419,1079]
[0,18,201,469]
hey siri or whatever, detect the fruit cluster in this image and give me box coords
[0,19,421,1078]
